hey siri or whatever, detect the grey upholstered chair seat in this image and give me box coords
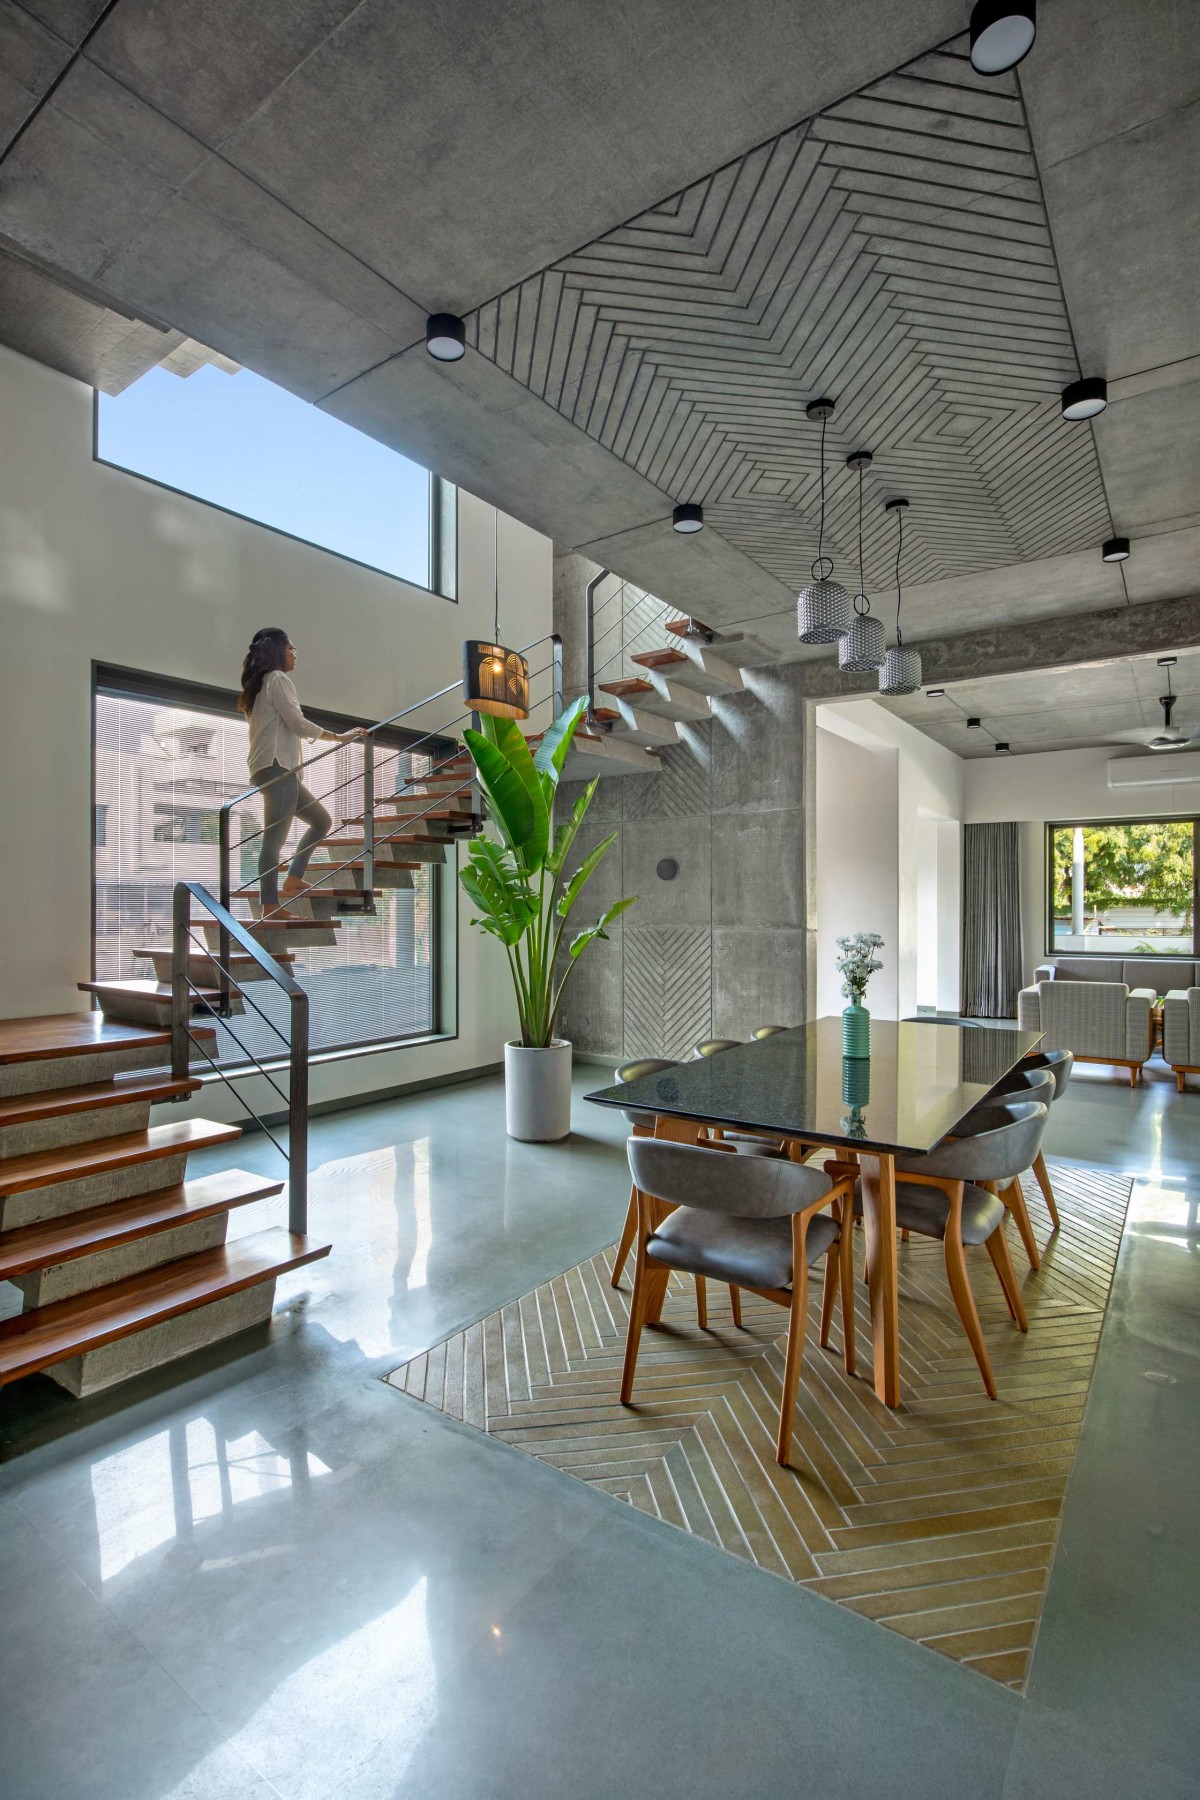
[648,1206,839,1289]
[854,1180,1006,1246]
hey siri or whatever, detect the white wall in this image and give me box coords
[0,343,552,1103]
[816,700,963,1018]
[965,747,1200,981]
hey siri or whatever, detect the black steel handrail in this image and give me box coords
[172,881,310,1235]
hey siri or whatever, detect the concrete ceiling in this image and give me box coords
[0,0,1195,666]
[876,646,1200,759]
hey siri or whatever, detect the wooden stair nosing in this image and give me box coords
[191,916,340,932]
[0,1118,243,1198]
[0,1169,285,1280]
[629,648,689,671]
[0,1015,215,1067]
[78,979,225,1005]
[598,677,655,697]
[0,1228,331,1385]
[134,947,298,967]
[0,1075,201,1129]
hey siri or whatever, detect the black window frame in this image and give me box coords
[91,661,457,1060]
[1043,814,1200,959]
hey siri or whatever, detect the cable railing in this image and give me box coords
[583,567,676,725]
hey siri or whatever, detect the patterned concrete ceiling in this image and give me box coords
[467,38,1111,600]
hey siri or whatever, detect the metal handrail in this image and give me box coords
[172,881,309,1235]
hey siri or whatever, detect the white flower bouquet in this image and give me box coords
[835,932,884,1006]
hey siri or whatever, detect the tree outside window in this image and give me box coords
[1050,820,1195,953]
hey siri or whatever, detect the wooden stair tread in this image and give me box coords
[190,916,340,931]
[0,1075,201,1127]
[134,947,297,966]
[234,885,378,901]
[665,616,710,636]
[629,648,689,670]
[0,1228,331,1385]
[79,979,224,1003]
[0,1015,214,1065]
[598,678,655,697]
[320,840,423,859]
[0,1169,284,1280]
[0,1117,242,1198]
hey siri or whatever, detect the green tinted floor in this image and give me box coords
[0,1059,1196,1798]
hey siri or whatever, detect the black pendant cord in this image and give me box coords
[855,465,867,616]
[814,413,827,579]
[893,505,905,647]
[493,510,500,643]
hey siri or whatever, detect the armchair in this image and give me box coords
[1018,978,1155,1085]
[1162,990,1200,1092]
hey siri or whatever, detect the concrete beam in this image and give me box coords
[797,593,1200,699]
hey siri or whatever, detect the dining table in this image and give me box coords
[585,1016,1044,1409]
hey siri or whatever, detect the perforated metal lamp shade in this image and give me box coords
[839,611,886,672]
[462,641,530,719]
[797,577,851,644]
[879,644,922,696]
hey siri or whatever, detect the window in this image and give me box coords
[96,364,454,593]
[1046,819,1198,956]
[93,673,441,1065]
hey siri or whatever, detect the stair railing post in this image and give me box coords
[362,735,375,907]
[584,567,609,726]
[217,804,232,1016]
[171,881,190,1083]
[551,632,563,719]
[287,984,309,1237]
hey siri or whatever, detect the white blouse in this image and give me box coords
[247,670,323,775]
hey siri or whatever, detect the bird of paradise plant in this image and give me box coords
[459,698,636,1047]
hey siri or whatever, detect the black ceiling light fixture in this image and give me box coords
[1102,535,1131,562]
[672,503,704,534]
[797,399,852,644]
[878,498,921,695]
[927,688,946,699]
[1061,376,1107,420]
[462,511,529,720]
[967,717,982,729]
[426,313,466,361]
[969,0,1036,75]
[995,742,1012,754]
[839,451,886,672]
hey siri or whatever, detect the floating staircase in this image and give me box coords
[589,614,777,758]
[0,1014,330,1396]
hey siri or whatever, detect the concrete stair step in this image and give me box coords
[0,1117,242,1201]
[0,1227,330,1388]
[0,1074,200,1130]
[563,733,662,779]
[133,948,296,986]
[320,838,445,865]
[77,980,244,1026]
[0,1168,283,1281]
[629,647,742,693]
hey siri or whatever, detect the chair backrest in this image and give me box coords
[1020,1047,1073,1100]
[691,1038,742,1058]
[753,1025,788,1039]
[615,1057,678,1085]
[895,1100,1048,1184]
[987,1065,1056,1105]
[628,1137,832,1219]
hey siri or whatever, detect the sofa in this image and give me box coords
[1019,958,1159,1084]
[1162,990,1200,1091]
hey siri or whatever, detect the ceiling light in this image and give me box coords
[839,451,886,672]
[995,742,1012,754]
[967,717,982,728]
[798,400,851,644]
[878,498,921,695]
[927,688,946,699]
[1158,656,1178,667]
[426,313,466,361]
[672,503,704,534]
[969,0,1036,75]
[1102,536,1130,562]
[1061,376,1107,421]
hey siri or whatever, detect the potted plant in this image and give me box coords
[460,699,636,1140]
[835,932,884,1059]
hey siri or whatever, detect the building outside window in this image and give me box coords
[93,675,440,1065]
[1047,818,1198,956]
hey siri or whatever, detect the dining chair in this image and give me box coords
[832,1102,1046,1399]
[1015,1049,1074,1227]
[691,1038,743,1058]
[957,1065,1056,1264]
[622,1136,857,1465]
[753,1025,788,1039]
[608,1058,679,1292]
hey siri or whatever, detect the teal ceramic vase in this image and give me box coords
[842,1002,870,1059]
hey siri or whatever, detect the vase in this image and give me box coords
[842,1003,870,1059]
[505,1039,573,1141]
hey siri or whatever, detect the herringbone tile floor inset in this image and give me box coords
[386,1163,1130,1691]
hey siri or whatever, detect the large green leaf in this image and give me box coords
[459,837,537,946]
[557,830,616,919]
[533,697,588,788]
[546,779,597,877]
[466,722,549,871]
[568,895,637,960]
[463,729,536,856]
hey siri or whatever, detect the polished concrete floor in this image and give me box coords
[0,1058,1197,1798]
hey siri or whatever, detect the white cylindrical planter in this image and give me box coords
[505,1040,573,1142]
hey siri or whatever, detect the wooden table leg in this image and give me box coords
[858,1151,901,1409]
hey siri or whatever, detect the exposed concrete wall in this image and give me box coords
[0,342,552,1102]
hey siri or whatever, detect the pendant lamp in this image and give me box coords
[839,450,886,672]
[797,399,851,644]
[878,499,921,696]
[463,513,529,719]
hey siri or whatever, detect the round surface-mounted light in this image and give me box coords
[1102,535,1130,562]
[1061,376,1107,421]
[879,645,922,696]
[967,717,982,728]
[995,742,1012,755]
[426,313,466,361]
[672,503,704,534]
[839,609,886,671]
[969,0,1036,75]
[798,575,852,644]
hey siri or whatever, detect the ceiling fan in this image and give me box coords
[1106,657,1200,751]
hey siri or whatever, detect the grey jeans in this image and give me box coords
[251,761,332,906]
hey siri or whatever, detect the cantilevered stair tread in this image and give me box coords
[134,947,297,966]
[0,1169,284,1279]
[0,1228,331,1385]
[78,979,224,1006]
[629,648,690,670]
[190,916,340,932]
[0,1118,242,1197]
[0,1075,201,1128]
[598,677,655,697]
[0,1014,214,1066]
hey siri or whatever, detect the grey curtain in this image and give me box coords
[962,822,1022,1019]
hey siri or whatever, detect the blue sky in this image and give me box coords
[98,365,431,584]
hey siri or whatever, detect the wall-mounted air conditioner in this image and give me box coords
[1107,751,1200,788]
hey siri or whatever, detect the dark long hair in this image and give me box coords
[238,628,290,714]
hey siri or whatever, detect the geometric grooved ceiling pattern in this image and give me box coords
[469,38,1112,598]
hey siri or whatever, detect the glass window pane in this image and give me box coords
[1048,820,1195,956]
[97,366,432,586]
